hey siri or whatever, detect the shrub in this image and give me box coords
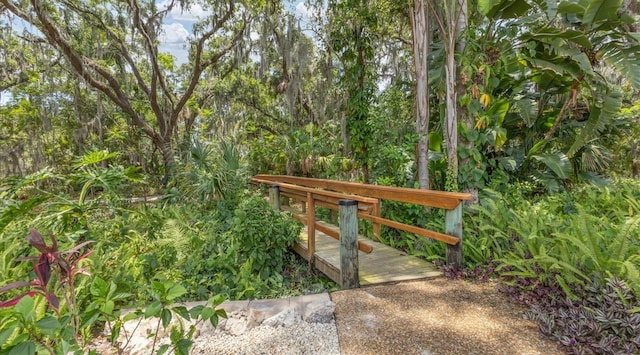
[502,277,640,354]
[224,192,301,280]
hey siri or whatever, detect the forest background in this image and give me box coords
[1,0,640,354]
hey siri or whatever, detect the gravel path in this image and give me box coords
[192,318,340,354]
[332,278,562,355]
[92,278,562,354]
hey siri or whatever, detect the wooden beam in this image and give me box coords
[253,178,380,205]
[268,185,280,210]
[253,175,472,209]
[358,213,459,245]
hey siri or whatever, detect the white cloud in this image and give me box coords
[170,4,210,22]
[295,2,311,18]
[158,1,210,22]
[293,1,324,23]
[159,22,190,64]
[159,22,189,44]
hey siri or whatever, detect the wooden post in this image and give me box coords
[372,200,381,241]
[445,203,463,267]
[307,192,316,262]
[339,199,359,289]
[269,185,280,210]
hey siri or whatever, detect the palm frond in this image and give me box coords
[580,143,612,173]
[600,42,640,90]
[567,90,622,158]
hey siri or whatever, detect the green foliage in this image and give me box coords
[459,0,640,192]
[224,192,301,280]
[522,277,640,354]
[174,138,247,212]
[467,180,640,298]
[0,230,94,353]
[0,148,326,352]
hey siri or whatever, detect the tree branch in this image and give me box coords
[128,0,173,133]
[175,3,246,127]
[22,0,158,141]
[59,0,152,97]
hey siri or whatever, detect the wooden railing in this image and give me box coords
[251,175,472,284]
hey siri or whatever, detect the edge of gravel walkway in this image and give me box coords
[331,277,563,355]
[93,278,564,354]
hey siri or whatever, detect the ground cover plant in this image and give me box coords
[449,179,640,354]
[0,149,336,353]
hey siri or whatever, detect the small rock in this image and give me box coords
[303,300,335,323]
[263,308,300,327]
[223,310,248,335]
[246,308,268,329]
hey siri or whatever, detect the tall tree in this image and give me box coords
[427,0,467,191]
[410,0,432,189]
[0,0,251,180]
[328,0,377,181]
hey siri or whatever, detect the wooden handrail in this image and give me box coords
[254,175,472,210]
[252,178,380,205]
[253,175,467,267]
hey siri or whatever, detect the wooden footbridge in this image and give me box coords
[251,175,472,288]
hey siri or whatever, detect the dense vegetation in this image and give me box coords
[1,0,640,354]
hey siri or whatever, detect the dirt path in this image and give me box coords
[331,278,563,355]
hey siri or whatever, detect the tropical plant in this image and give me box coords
[0,229,94,353]
[465,181,640,299]
[460,0,640,192]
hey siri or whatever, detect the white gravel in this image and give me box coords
[191,318,341,355]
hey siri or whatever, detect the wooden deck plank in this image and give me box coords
[296,226,442,286]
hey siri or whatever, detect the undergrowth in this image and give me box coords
[500,276,640,354]
[438,179,640,354]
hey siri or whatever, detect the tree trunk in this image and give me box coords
[454,0,477,202]
[444,49,458,192]
[432,0,466,193]
[159,138,174,183]
[411,0,432,190]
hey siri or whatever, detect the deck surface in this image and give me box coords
[293,225,442,286]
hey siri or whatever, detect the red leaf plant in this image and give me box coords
[0,228,94,314]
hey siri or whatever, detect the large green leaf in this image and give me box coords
[533,153,572,179]
[525,28,593,49]
[582,0,622,26]
[567,91,622,158]
[166,284,187,301]
[487,99,510,126]
[528,58,582,79]
[555,47,592,74]
[8,341,36,355]
[557,1,585,15]
[479,0,530,18]
[478,0,501,16]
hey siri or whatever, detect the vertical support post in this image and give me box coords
[307,192,316,262]
[371,200,381,241]
[269,185,280,210]
[445,203,463,267]
[339,199,359,289]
